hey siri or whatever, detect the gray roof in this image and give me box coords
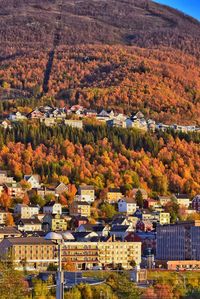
[0,227,21,235]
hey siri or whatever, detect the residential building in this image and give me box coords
[78,185,95,203]
[0,210,10,225]
[34,187,56,198]
[69,201,91,217]
[110,225,133,240]
[55,183,68,195]
[192,195,200,212]
[125,231,156,256]
[98,240,141,269]
[0,237,56,270]
[159,212,170,225]
[156,221,200,262]
[8,111,27,121]
[17,218,42,232]
[4,182,24,198]
[118,198,137,214]
[158,196,172,206]
[27,108,44,119]
[0,171,14,184]
[107,188,123,203]
[144,198,160,209]
[24,174,41,189]
[136,220,153,232]
[14,204,39,219]
[43,214,68,231]
[173,194,191,208]
[41,117,56,127]
[70,216,89,229]
[62,241,99,270]
[43,201,62,215]
[62,239,141,270]
[77,224,110,237]
[64,119,83,129]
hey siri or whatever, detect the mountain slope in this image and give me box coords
[0,0,200,57]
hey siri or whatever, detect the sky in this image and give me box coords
[154,0,200,21]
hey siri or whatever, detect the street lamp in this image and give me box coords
[45,232,64,299]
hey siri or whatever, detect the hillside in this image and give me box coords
[0,0,200,56]
[0,45,200,124]
[0,0,200,124]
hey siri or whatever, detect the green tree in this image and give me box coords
[100,202,118,218]
[0,261,29,299]
[135,190,144,208]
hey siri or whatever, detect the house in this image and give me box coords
[8,111,27,121]
[55,183,68,195]
[77,224,110,237]
[110,225,132,240]
[0,210,10,225]
[106,114,127,128]
[0,171,15,184]
[84,110,97,117]
[43,201,62,215]
[136,220,153,232]
[69,201,91,217]
[17,218,42,232]
[64,119,83,129]
[24,174,41,189]
[159,212,171,225]
[0,226,22,240]
[158,196,172,206]
[4,182,24,198]
[132,188,148,200]
[41,117,56,127]
[192,195,200,212]
[72,231,99,242]
[107,188,123,203]
[42,214,68,232]
[118,198,137,214]
[144,198,161,209]
[0,120,12,129]
[96,110,114,122]
[78,185,95,203]
[142,211,170,225]
[27,108,44,119]
[111,216,131,227]
[173,194,191,208]
[70,216,89,229]
[34,186,56,198]
[14,204,39,219]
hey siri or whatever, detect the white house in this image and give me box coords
[14,204,39,219]
[24,174,41,189]
[173,194,191,208]
[43,201,62,215]
[118,198,137,215]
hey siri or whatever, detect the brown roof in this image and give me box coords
[3,236,54,245]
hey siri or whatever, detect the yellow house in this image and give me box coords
[107,188,123,203]
[159,212,170,225]
[43,214,68,231]
[69,201,91,217]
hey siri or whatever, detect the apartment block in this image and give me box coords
[0,237,57,270]
[157,221,200,261]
